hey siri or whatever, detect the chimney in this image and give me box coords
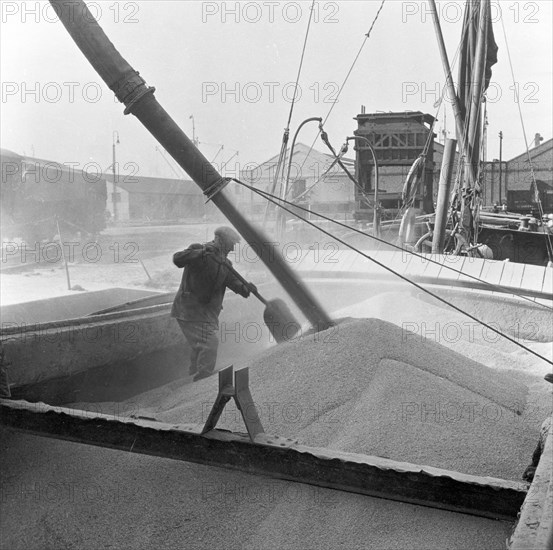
[534,133,544,147]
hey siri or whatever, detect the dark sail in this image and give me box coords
[484,10,498,91]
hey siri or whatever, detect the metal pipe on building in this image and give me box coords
[277,117,322,238]
[432,139,457,253]
[50,0,334,332]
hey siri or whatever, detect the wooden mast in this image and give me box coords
[430,0,495,251]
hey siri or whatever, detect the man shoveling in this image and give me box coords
[171,226,255,381]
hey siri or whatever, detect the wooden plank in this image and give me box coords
[542,267,553,295]
[404,253,430,279]
[500,262,527,291]
[394,250,417,278]
[433,257,459,283]
[519,264,547,295]
[457,256,485,284]
[434,255,468,284]
[478,258,504,285]
[451,256,469,281]
[478,259,506,297]
[419,254,446,279]
[0,398,526,521]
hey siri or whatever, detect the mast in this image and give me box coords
[428,0,474,186]
[432,139,457,253]
[429,0,497,250]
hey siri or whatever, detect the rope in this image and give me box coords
[287,0,316,129]
[233,178,553,366]
[325,0,385,125]
[298,0,386,177]
[499,17,553,262]
[263,0,316,225]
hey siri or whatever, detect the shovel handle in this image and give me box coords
[228,265,267,305]
[208,253,267,305]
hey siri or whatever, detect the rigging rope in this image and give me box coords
[262,0,317,226]
[287,0,316,130]
[297,0,386,178]
[499,16,553,262]
[233,177,553,365]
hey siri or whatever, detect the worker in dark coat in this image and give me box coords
[171,226,254,381]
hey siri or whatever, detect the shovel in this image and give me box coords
[218,260,301,344]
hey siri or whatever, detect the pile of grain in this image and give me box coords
[118,316,547,480]
[334,291,552,375]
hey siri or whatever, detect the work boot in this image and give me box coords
[193,370,214,382]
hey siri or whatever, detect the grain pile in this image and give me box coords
[333,291,552,376]
[115,313,549,480]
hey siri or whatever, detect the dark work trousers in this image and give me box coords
[177,319,219,375]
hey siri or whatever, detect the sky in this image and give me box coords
[1,0,552,181]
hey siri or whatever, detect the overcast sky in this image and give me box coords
[2,0,552,181]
